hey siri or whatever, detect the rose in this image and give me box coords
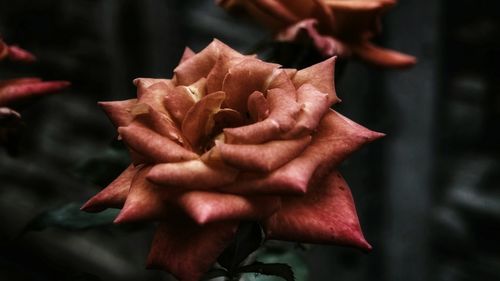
[217,0,416,68]
[0,38,70,146]
[82,39,383,281]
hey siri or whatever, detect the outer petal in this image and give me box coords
[216,135,311,172]
[118,123,198,164]
[179,47,195,64]
[147,221,237,281]
[220,110,384,195]
[7,45,37,62]
[134,79,170,114]
[81,164,137,212]
[292,53,340,104]
[179,191,281,224]
[114,166,177,223]
[351,42,417,69]
[98,99,137,128]
[264,170,372,251]
[147,159,238,190]
[0,79,70,106]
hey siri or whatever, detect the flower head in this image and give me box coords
[0,38,70,147]
[82,40,383,281]
[218,0,416,68]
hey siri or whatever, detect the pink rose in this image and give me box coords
[82,40,383,281]
[217,0,416,68]
[0,38,70,146]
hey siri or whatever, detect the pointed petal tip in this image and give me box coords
[80,198,104,213]
[353,233,373,252]
[113,205,140,224]
[113,210,131,224]
[371,131,386,140]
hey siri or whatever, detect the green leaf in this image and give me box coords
[248,246,309,281]
[238,262,294,281]
[217,221,264,272]
[73,140,129,186]
[24,202,119,231]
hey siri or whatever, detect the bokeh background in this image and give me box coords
[0,0,499,281]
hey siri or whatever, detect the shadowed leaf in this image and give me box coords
[25,202,119,231]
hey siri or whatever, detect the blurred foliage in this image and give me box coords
[24,202,119,232]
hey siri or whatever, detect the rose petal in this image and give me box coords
[132,104,186,147]
[179,191,281,225]
[265,69,296,94]
[133,79,171,114]
[162,82,197,125]
[147,159,238,189]
[206,54,246,94]
[0,107,21,121]
[276,19,348,58]
[326,0,395,40]
[284,83,330,137]
[81,164,137,212]
[351,42,417,69]
[264,170,372,251]
[247,91,269,122]
[114,166,177,223]
[213,108,246,134]
[222,57,279,113]
[173,39,242,86]
[220,110,384,195]
[251,0,301,25]
[98,99,137,128]
[216,135,311,172]
[224,87,301,144]
[0,79,70,106]
[224,119,281,145]
[179,47,195,64]
[181,91,225,152]
[118,123,199,164]
[292,53,340,104]
[147,221,237,281]
[133,78,167,90]
[6,45,37,62]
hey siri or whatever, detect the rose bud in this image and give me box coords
[217,0,416,68]
[82,39,384,281]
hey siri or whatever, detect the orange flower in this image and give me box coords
[218,0,416,68]
[82,40,383,281]
[0,38,70,146]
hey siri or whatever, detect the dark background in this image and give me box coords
[0,0,499,281]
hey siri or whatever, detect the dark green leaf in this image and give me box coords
[24,202,118,231]
[252,245,309,281]
[238,262,294,281]
[73,140,129,186]
[218,221,264,272]
[201,268,229,281]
